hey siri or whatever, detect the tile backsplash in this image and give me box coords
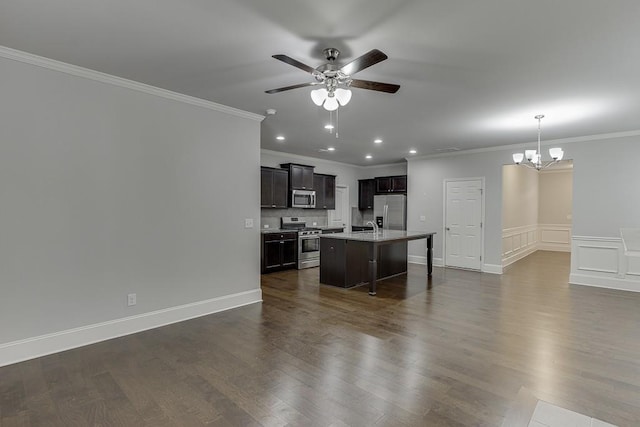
[261,207,374,230]
[352,207,373,226]
[261,208,328,229]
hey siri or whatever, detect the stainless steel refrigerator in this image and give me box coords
[373,194,407,230]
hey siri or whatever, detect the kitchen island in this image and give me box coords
[319,230,436,295]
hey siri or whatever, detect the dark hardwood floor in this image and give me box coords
[2,251,640,426]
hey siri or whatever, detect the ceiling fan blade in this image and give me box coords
[350,79,400,93]
[272,54,317,74]
[340,49,388,75]
[265,82,319,94]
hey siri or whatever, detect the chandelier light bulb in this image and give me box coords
[525,150,536,161]
[549,147,564,160]
[513,153,524,164]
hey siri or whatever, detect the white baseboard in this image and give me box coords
[0,289,262,368]
[570,273,640,293]
[538,243,571,252]
[482,264,503,274]
[408,255,444,267]
[502,245,538,268]
[410,255,499,274]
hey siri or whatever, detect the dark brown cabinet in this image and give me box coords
[313,173,336,210]
[375,175,407,194]
[319,238,408,288]
[261,167,288,208]
[358,179,375,210]
[261,232,297,273]
[280,163,314,190]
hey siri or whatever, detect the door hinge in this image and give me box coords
[480,222,483,228]
[480,255,482,261]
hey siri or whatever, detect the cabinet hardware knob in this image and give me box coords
[446,227,450,231]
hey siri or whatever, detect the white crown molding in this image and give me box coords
[0,45,264,122]
[409,129,640,161]
[0,288,262,367]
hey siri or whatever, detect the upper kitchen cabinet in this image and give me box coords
[375,175,407,194]
[358,179,375,210]
[280,163,314,190]
[261,167,288,208]
[313,173,336,210]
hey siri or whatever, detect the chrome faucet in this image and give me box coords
[366,220,379,234]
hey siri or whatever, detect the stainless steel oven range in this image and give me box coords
[281,217,320,269]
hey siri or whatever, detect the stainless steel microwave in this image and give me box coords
[291,189,316,208]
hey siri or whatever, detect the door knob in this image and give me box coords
[446,227,450,231]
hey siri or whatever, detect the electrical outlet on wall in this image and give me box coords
[244,218,254,228]
[420,215,426,222]
[127,293,137,306]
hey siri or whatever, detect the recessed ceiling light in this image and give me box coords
[327,147,335,151]
[365,154,372,159]
[324,124,335,130]
[276,135,285,141]
[374,139,383,144]
[409,149,417,154]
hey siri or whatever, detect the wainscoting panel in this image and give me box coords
[502,224,538,268]
[538,224,571,252]
[626,256,640,277]
[570,236,640,292]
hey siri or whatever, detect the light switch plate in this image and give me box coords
[244,218,254,228]
[420,215,426,221]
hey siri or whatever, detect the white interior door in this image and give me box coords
[328,186,350,231]
[445,179,483,270]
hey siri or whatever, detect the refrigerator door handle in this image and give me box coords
[384,204,388,230]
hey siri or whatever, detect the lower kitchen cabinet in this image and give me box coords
[261,232,298,273]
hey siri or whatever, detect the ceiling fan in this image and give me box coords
[265,48,400,110]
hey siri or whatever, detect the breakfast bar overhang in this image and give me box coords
[319,230,436,295]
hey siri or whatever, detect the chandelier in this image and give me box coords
[310,79,352,111]
[513,115,564,170]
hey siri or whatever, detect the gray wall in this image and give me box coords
[569,137,640,236]
[407,150,507,266]
[0,54,261,344]
[407,134,640,268]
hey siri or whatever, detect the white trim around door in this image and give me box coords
[442,177,485,271]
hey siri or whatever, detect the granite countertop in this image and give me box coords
[260,228,287,234]
[319,230,436,242]
[261,225,344,234]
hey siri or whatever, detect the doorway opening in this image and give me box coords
[501,160,573,269]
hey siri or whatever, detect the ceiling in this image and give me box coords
[1,0,639,166]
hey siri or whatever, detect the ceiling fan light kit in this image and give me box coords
[266,48,400,111]
[513,115,564,170]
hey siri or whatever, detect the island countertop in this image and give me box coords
[319,230,435,243]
